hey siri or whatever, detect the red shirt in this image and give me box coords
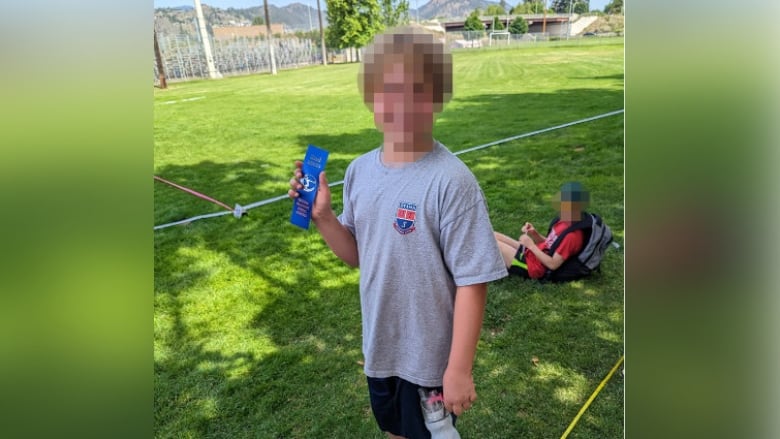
[525,221,584,279]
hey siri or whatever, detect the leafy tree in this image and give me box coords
[463,9,485,38]
[511,0,546,14]
[485,5,506,15]
[380,0,410,27]
[252,16,265,25]
[551,0,589,14]
[604,0,623,14]
[325,0,383,53]
[508,16,528,34]
[491,16,505,31]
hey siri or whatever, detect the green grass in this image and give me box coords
[155,39,624,438]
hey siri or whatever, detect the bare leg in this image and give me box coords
[385,433,405,439]
[494,232,520,268]
[494,231,520,248]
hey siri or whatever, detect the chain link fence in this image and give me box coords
[154,31,623,85]
[154,33,324,85]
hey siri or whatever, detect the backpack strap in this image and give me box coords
[547,212,593,256]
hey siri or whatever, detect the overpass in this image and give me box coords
[442,14,596,36]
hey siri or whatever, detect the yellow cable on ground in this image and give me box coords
[560,355,624,439]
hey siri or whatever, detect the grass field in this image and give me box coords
[154,39,624,438]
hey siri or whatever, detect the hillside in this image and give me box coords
[583,14,624,34]
[154,3,323,34]
[153,1,505,34]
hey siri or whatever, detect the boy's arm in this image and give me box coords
[519,234,565,270]
[520,222,545,244]
[312,209,359,267]
[528,229,545,244]
[443,283,487,417]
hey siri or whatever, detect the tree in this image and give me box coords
[252,16,265,26]
[551,0,588,14]
[491,16,505,31]
[380,0,410,27]
[508,16,528,34]
[325,0,383,54]
[604,0,623,14]
[511,0,546,14]
[551,0,568,13]
[485,5,506,15]
[464,9,485,31]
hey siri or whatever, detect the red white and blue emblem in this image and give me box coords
[393,201,417,235]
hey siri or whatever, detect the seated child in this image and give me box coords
[494,182,589,279]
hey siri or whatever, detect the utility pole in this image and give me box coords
[567,0,573,39]
[317,0,327,65]
[263,0,278,75]
[542,0,547,34]
[193,0,221,79]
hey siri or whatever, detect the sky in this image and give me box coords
[153,0,612,13]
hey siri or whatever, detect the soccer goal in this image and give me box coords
[489,31,511,46]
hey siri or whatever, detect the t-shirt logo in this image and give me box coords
[393,201,417,235]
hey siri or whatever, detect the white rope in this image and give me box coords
[154,109,624,230]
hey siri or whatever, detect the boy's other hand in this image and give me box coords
[442,368,476,416]
[521,222,535,234]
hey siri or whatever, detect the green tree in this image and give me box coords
[251,16,265,25]
[552,0,588,14]
[325,0,383,53]
[604,0,623,14]
[380,0,410,27]
[491,16,505,31]
[463,9,485,39]
[508,16,528,34]
[485,5,506,15]
[511,0,546,14]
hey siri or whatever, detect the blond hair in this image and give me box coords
[359,26,453,113]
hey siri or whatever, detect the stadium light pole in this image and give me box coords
[263,0,278,75]
[193,0,222,79]
[308,0,313,31]
[317,0,327,65]
[153,27,168,89]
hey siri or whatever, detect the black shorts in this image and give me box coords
[509,245,532,278]
[366,376,455,439]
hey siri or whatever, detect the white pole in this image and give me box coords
[308,0,313,31]
[263,0,278,75]
[193,0,221,79]
[567,0,573,39]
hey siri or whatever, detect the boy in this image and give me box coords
[288,27,507,438]
[494,182,588,279]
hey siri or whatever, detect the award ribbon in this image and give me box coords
[290,144,329,229]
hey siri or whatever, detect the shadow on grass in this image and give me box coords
[154,86,623,437]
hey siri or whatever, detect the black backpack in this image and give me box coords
[543,212,614,282]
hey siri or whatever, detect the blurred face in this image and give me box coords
[552,198,587,222]
[372,58,434,137]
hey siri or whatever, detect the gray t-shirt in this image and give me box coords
[338,141,508,387]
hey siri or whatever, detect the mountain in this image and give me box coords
[418,0,497,20]
[154,3,325,34]
[153,1,501,35]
